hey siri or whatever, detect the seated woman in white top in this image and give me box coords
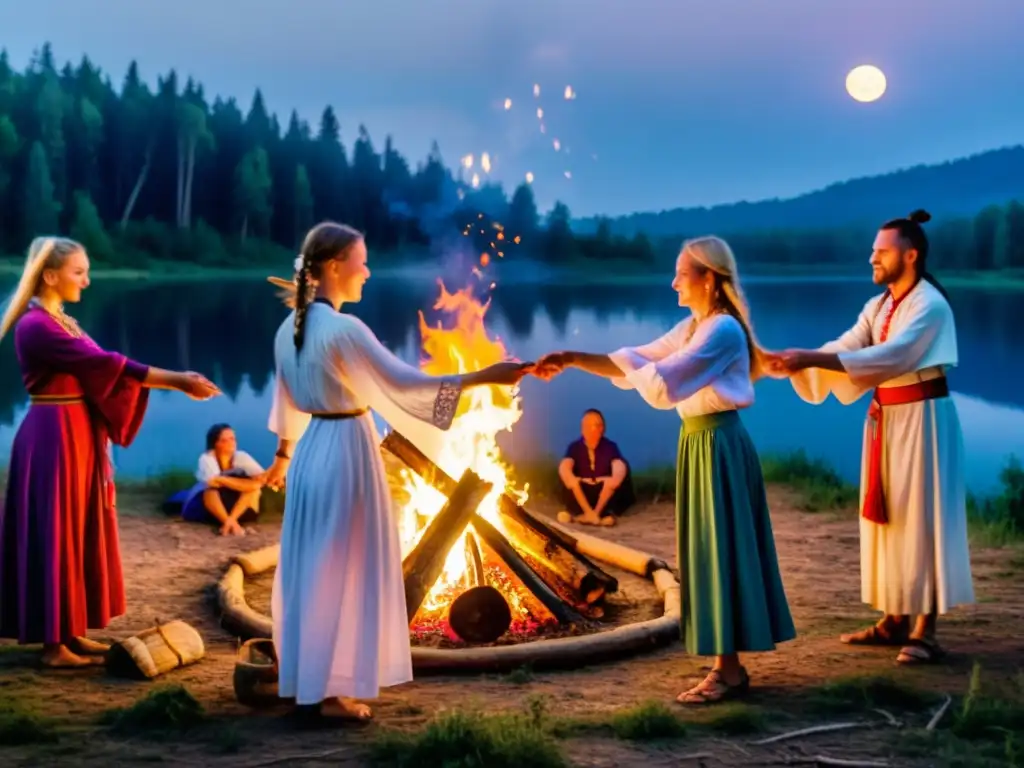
[178,423,266,536]
[532,236,795,705]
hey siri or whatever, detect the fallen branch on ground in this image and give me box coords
[244,747,355,767]
[762,758,889,767]
[871,708,899,727]
[926,694,952,731]
[752,721,870,745]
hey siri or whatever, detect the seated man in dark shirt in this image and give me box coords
[556,409,636,527]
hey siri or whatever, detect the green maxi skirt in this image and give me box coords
[676,410,796,656]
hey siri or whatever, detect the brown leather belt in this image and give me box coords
[310,407,369,420]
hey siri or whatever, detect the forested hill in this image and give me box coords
[577,145,1024,237]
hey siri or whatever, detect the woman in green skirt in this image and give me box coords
[532,236,796,704]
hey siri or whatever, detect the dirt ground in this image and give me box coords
[1,482,1022,767]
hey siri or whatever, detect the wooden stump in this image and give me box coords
[448,533,512,644]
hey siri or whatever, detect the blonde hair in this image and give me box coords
[680,235,766,380]
[0,237,84,342]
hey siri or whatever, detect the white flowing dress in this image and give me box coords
[789,280,974,616]
[268,302,461,704]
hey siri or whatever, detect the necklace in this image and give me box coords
[31,298,84,339]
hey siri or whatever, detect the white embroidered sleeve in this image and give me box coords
[608,319,691,392]
[790,296,878,405]
[837,293,948,388]
[336,316,463,430]
[610,316,744,409]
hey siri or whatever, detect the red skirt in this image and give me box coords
[0,399,125,644]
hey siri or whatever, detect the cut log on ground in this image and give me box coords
[470,513,584,626]
[448,533,513,644]
[216,539,681,673]
[382,431,618,602]
[402,469,492,622]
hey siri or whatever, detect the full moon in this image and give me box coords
[845,65,887,103]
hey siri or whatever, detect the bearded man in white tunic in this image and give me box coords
[767,209,974,665]
[261,222,529,722]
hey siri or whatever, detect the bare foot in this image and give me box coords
[321,697,373,721]
[576,515,602,526]
[69,636,111,655]
[41,644,105,668]
[598,516,616,527]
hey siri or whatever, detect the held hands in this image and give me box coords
[179,371,222,400]
[485,361,535,386]
[761,350,813,378]
[531,351,572,381]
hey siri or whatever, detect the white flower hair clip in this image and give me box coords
[293,254,304,272]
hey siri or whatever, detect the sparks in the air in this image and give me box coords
[533,83,540,97]
[525,171,534,184]
[462,154,474,169]
[504,98,512,110]
[564,171,572,179]
[552,139,561,151]
[481,153,492,173]
[471,173,480,188]
[564,85,576,100]
[536,107,544,119]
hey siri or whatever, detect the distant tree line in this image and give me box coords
[0,44,653,269]
[0,44,1019,274]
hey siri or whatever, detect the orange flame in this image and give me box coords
[397,283,529,622]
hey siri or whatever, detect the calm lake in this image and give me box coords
[1,271,1022,495]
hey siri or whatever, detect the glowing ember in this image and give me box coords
[398,283,534,633]
[536,107,544,119]
[564,85,576,100]
[533,83,541,97]
[504,97,512,110]
[471,173,480,189]
[525,171,534,184]
[481,152,492,173]
[553,138,561,151]
[564,171,572,179]
[462,154,474,169]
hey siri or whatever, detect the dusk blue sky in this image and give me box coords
[3,0,1023,217]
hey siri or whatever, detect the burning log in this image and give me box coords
[402,469,493,623]
[382,432,618,606]
[469,514,584,626]
[448,533,512,644]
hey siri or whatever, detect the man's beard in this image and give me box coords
[874,261,906,285]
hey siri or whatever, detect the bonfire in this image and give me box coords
[391,281,617,645]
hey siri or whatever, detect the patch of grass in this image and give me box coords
[99,684,206,737]
[369,703,566,768]
[0,692,60,746]
[501,664,535,685]
[695,701,767,734]
[968,455,1024,547]
[806,674,937,715]
[950,663,1024,742]
[607,700,687,741]
[760,450,858,512]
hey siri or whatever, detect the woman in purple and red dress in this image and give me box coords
[0,237,221,669]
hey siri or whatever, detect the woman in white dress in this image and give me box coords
[262,222,529,722]
[533,236,795,705]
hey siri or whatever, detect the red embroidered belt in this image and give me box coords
[862,376,949,525]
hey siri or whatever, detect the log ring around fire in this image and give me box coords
[216,526,681,674]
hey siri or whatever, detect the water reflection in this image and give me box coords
[0,274,1021,493]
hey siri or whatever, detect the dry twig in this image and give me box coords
[870,708,899,727]
[926,694,953,731]
[245,746,355,767]
[752,721,870,745]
